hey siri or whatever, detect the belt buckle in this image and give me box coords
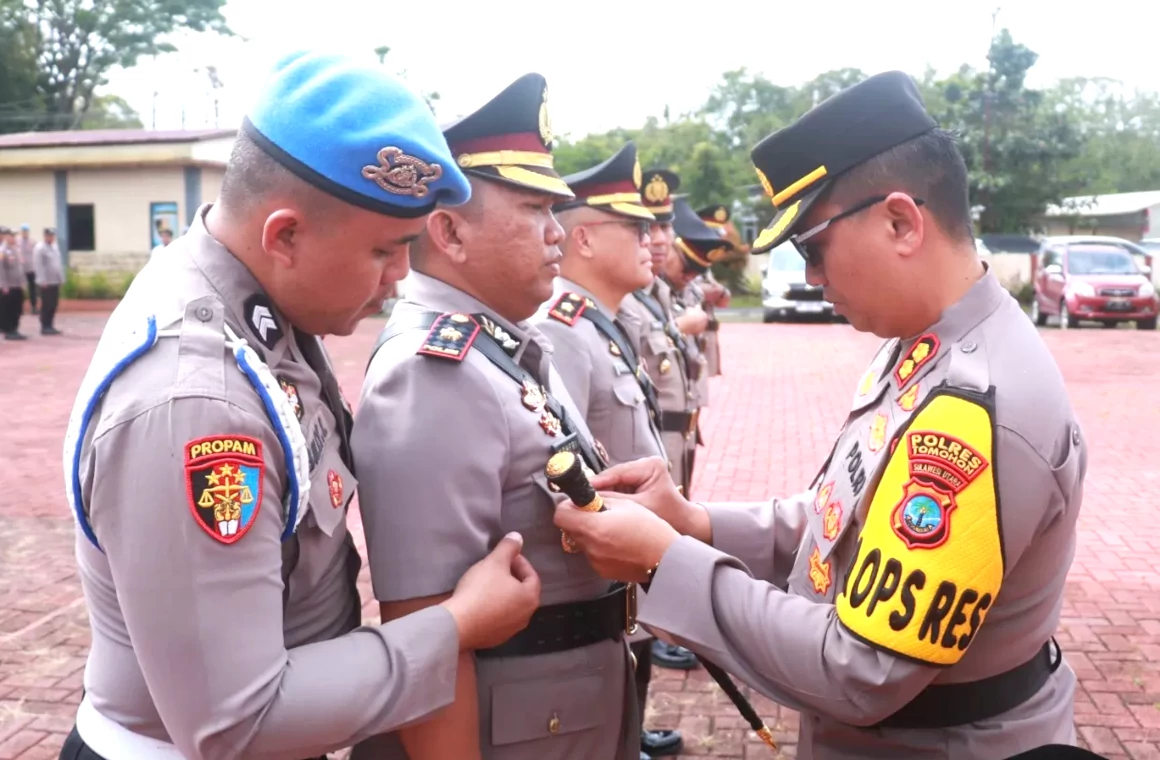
[625,582,638,636]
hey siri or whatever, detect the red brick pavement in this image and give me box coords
[1,313,1159,759]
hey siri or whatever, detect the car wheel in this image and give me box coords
[1030,299,1046,327]
[1101,320,1117,329]
[1138,317,1157,330]
[762,309,775,324]
[1059,301,1076,329]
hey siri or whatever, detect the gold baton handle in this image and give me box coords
[545,451,603,552]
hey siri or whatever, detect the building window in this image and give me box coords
[67,204,95,251]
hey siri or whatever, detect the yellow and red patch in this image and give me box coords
[547,292,587,326]
[822,501,843,542]
[185,435,264,545]
[898,382,921,412]
[868,412,888,453]
[813,481,834,514]
[327,469,344,509]
[808,546,832,595]
[894,334,939,386]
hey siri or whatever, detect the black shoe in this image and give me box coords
[651,640,699,670]
[5,332,27,341]
[41,327,61,335]
[641,729,683,757]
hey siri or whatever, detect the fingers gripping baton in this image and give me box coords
[543,452,777,752]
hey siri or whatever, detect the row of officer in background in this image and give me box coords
[59,51,726,760]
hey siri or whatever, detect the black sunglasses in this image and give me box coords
[586,219,651,243]
[790,195,925,265]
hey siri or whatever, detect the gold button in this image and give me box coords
[548,713,561,734]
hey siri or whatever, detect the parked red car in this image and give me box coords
[1030,236,1158,330]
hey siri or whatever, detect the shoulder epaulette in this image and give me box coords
[417,312,480,362]
[548,292,587,326]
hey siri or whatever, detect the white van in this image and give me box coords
[760,241,835,322]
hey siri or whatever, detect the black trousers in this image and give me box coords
[59,726,332,760]
[631,638,652,721]
[25,272,37,311]
[40,284,59,329]
[1,287,24,333]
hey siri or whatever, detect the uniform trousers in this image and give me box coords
[1,287,25,333]
[40,284,60,329]
[25,273,37,311]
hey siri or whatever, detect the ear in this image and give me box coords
[261,209,300,268]
[883,192,924,256]
[425,209,468,264]
[570,224,598,260]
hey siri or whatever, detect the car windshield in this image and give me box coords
[768,243,805,272]
[1066,246,1139,275]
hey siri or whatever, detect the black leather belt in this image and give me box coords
[660,410,699,436]
[475,586,628,659]
[875,638,1063,729]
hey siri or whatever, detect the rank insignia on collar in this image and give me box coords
[898,383,920,412]
[327,469,344,509]
[814,481,833,514]
[521,379,546,412]
[540,410,562,436]
[548,292,586,326]
[868,412,888,453]
[244,293,282,350]
[418,313,480,361]
[479,314,519,353]
[822,501,843,542]
[278,377,303,421]
[894,334,940,386]
[185,435,264,545]
[808,546,832,595]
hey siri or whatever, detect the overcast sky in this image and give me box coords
[106,0,1160,140]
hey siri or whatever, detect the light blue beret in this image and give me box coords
[243,50,471,217]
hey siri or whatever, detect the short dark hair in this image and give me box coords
[828,128,973,244]
[219,131,348,220]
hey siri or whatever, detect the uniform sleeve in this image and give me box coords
[536,320,593,420]
[353,349,509,602]
[88,397,460,760]
[638,406,1053,726]
[704,493,810,591]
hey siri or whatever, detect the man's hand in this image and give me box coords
[553,498,680,583]
[441,533,540,650]
[676,306,710,336]
[589,457,712,543]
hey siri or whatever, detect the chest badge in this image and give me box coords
[327,469,344,509]
[540,410,562,437]
[659,357,672,375]
[822,501,843,542]
[814,481,834,514]
[868,412,888,453]
[278,377,304,421]
[808,546,832,595]
[521,379,546,412]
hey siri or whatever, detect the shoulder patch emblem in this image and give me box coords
[418,313,480,361]
[814,481,834,514]
[185,435,264,545]
[837,392,1000,667]
[327,469,344,509]
[868,412,888,453]
[895,334,939,386]
[548,292,586,326]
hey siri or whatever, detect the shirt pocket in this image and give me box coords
[489,672,605,746]
[306,447,356,537]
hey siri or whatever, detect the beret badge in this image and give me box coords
[362,146,444,198]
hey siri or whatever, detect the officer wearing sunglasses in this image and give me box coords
[552,70,1087,759]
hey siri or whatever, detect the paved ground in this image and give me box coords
[2,311,1159,759]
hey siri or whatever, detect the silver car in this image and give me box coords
[761,241,835,322]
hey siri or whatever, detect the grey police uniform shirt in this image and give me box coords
[34,240,64,286]
[0,242,22,289]
[672,278,712,407]
[638,268,1084,758]
[620,279,697,491]
[66,204,460,760]
[697,272,723,378]
[352,271,637,760]
[532,278,665,468]
[17,235,36,276]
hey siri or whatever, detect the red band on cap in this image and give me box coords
[448,132,548,156]
[573,179,638,199]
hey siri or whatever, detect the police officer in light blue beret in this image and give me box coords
[58,50,541,760]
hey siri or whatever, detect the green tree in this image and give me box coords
[0,0,232,130]
[0,5,43,133]
[78,94,144,129]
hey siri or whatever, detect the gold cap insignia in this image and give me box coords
[707,246,729,263]
[539,86,553,147]
[755,166,774,201]
[633,159,642,190]
[362,147,443,198]
[644,174,669,203]
[714,207,728,222]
